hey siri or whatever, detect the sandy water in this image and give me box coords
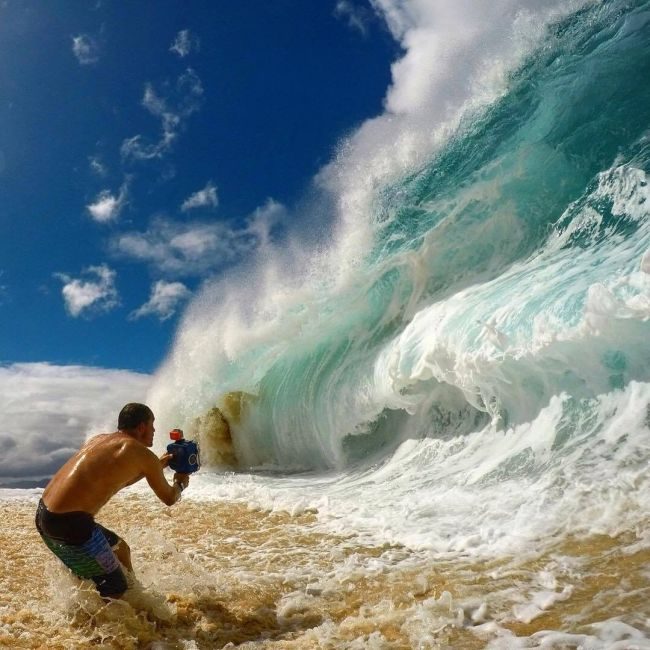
[2,491,649,649]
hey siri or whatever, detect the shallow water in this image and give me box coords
[2,491,649,649]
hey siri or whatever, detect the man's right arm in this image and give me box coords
[139,448,188,506]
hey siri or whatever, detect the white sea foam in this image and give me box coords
[165,380,647,568]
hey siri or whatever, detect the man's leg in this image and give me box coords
[96,523,133,572]
[36,503,129,599]
[92,568,128,599]
[91,524,130,597]
[112,539,133,573]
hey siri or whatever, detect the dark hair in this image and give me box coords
[118,403,154,430]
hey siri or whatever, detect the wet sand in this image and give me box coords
[1,492,649,649]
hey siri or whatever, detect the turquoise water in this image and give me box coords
[149,0,650,555]
[156,0,647,464]
[130,4,650,644]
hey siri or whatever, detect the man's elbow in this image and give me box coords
[161,487,179,506]
[147,475,179,506]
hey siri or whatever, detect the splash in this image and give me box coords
[149,0,650,471]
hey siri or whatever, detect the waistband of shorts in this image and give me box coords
[36,498,95,544]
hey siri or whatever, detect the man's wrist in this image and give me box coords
[174,480,184,492]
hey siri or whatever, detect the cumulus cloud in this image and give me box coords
[112,199,286,276]
[170,29,199,57]
[181,181,218,212]
[72,34,100,65]
[121,68,204,161]
[0,363,151,486]
[130,280,191,321]
[56,264,119,317]
[113,220,243,276]
[86,183,128,223]
[334,1,371,35]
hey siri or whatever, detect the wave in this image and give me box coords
[148,1,650,486]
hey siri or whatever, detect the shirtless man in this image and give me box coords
[35,403,189,599]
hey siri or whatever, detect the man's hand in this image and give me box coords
[159,452,173,468]
[173,472,190,490]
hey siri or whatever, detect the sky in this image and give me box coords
[1,0,575,485]
[0,0,399,484]
[0,0,398,373]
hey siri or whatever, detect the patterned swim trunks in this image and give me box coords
[35,499,128,597]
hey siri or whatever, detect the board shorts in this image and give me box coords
[35,499,128,598]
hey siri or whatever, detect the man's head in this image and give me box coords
[118,403,154,431]
[118,403,155,447]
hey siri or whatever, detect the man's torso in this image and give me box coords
[42,432,148,515]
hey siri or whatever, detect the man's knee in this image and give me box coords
[113,537,130,553]
[113,538,132,565]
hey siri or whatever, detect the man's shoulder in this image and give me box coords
[118,435,155,453]
[111,434,157,462]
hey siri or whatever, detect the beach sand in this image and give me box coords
[1,492,649,649]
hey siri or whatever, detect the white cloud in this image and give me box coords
[121,68,204,162]
[245,198,287,249]
[112,199,286,276]
[56,264,119,317]
[177,67,204,100]
[0,363,151,485]
[130,280,191,321]
[89,155,108,177]
[0,270,7,304]
[170,29,199,57]
[72,34,99,65]
[86,184,128,223]
[120,134,170,162]
[181,181,218,212]
[113,220,238,276]
[334,1,371,36]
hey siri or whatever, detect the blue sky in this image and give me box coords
[0,0,395,373]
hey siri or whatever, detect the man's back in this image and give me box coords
[43,432,149,515]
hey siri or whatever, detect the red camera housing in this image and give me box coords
[169,428,184,441]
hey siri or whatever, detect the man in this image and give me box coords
[35,402,189,599]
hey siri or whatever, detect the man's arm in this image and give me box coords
[138,448,188,506]
[123,452,173,488]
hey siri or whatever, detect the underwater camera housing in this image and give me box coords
[167,429,201,474]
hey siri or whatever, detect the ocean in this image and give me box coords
[3,1,650,648]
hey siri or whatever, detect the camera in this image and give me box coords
[167,429,201,474]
